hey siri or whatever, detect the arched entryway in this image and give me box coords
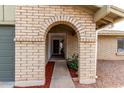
[46,24,78,62]
[39,15,97,85]
[15,13,97,86]
[45,22,79,87]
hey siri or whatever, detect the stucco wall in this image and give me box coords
[98,35,124,60]
[0,5,15,22]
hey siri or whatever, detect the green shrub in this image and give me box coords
[67,54,78,71]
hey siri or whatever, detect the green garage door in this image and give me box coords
[0,26,15,81]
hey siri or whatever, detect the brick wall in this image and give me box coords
[15,5,96,86]
[67,31,78,58]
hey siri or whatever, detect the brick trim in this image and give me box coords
[15,14,96,43]
[40,15,84,40]
[14,37,45,42]
[15,15,86,42]
[80,38,96,43]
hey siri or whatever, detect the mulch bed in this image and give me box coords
[67,64,96,88]
[15,61,55,88]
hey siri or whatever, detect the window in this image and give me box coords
[117,39,124,52]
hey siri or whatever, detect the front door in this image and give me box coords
[48,33,66,60]
[53,40,60,55]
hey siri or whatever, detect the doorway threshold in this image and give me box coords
[49,58,66,62]
[49,55,66,62]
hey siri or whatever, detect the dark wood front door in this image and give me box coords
[53,40,60,55]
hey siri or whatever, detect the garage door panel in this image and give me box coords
[0,26,15,81]
[0,44,14,50]
[0,57,13,64]
[0,36,14,40]
[0,64,14,71]
[0,38,14,42]
[0,40,14,43]
[0,31,13,36]
[0,50,14,57]
[0,27,14,31]
[0,78,14,81]
[0,72,14,81]
[0,71,14,77]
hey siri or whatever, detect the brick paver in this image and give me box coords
[96,60,124,88]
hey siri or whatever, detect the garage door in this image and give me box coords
[0,26,15,81]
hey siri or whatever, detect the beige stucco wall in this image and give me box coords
[98,35,124,60]
[0,5,15,22]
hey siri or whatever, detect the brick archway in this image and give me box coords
[40,15,83,85]
[39,15,84,42]
[15,6,97,86]
[39,15,97,84]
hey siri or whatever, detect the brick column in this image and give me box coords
[79,41,97,84]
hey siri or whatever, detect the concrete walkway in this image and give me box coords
[50,61,75,88]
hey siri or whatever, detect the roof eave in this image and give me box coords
[94,5,124,29]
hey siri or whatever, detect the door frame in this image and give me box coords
[48,33,66,60]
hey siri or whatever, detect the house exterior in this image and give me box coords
[98,30,124,60]
[0,5,124,87]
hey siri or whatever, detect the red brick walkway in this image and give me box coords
[15,62,55,88]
